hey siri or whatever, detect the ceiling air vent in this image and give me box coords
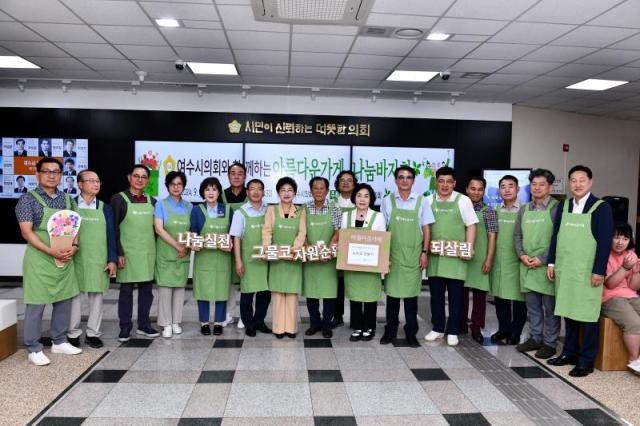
[461,72,490,79]
[252,0,374,25]
[358,26,393,37]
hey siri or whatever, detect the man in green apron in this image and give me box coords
[222,162,248,329]
[229,179,272,337]
[67,170,117,349]
[380,166,434,347]
[463,176,497,345]
[111,164,158,342]
[16,158,82,366]
[514,169,560,359]
[426,166,478,346]
[303,177,341,338]
[491,175,527,345]
[332,170,357,327]
[547,165,613,377]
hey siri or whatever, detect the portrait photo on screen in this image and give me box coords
[483,169,532,208]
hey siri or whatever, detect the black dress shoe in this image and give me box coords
[285,332,297,339]
[406,334,420,348]
[274,333,285,339]
[331,318,344,329]
[245,327,257,337]
[471,330,484,345]
[362,329,375,341]
[213,325,223,336]
[85,336,104,348]
[379,328,396,345]
[68,337,81,348]
[490,331,508,343]
[569,365,594,377]
[350,330,362,342]
[201,324,212,336]
[547,355,578,366]
[256,323,272,334]
[305,326,320,336]
[506,336,520,345]
[322,328,333,339]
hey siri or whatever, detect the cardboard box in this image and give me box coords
[336,228,390,274]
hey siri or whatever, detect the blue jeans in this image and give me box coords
[525,291,560,348]
[197,300,227,323]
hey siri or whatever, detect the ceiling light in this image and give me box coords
[0,56,40,69]
[426,33,451,41]
[394,28,424,39]
[187,62,238,75]
[566,78,628,91]
[387,70,439,82]
[371,89,380,103]
[156,18,180,28]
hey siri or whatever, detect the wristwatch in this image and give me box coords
[72,243,80,248]
[421,249,428,254]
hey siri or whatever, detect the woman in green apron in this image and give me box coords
[303,177,341,339]
[333,170,357,328]
[340,183,386,342]
[490,175,526,345]
[263,177,306,339]
[190,177,233,336]
[154,171,191,339]
[230,178,272,337]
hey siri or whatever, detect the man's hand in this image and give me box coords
[105,262,117,277]
[547,265,554,281]
[235,260,244,278]
[118,256,126,268]
[176,244,189,259]
[482,259,492,274]
[529,257,542,268]
[591,273,604,287]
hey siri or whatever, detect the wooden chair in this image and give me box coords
[595,315,629,371]
[0,300,17,362]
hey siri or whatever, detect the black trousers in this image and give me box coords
[118,282,153,330]
[350,301,377,331]
[385,295,419,336]
[307,298,336,330]
[429,277,464,335]
[239,290,271,329]
[494,297,527,340]
[335,276,348,323]
[562,317,600,368]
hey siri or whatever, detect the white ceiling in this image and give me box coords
[1,0,640,120]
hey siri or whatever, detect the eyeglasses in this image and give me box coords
[169,182,184,187]
[131,174,148,180]
[39,170,61,176]
[339,178,354,183]
[81,179,101,184]
[397,175,414,180]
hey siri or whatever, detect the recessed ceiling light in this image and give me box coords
[394,28,424,39]
[566,78,628,91]
[187,62,238,75]
[0,56,40,69]
[156,18,180,28]
[426,33,451,41]
[387,70,439,82]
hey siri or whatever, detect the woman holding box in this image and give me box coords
[190,177,233,336]
[154,171,191,339]
[263,177,306,339]
[341,183,386,341]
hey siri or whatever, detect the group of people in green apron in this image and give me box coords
[18,157,614,378]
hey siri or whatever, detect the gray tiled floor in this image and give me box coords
[0,286,624,425]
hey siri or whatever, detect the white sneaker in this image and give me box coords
[627,359,640,374]
[172,323,182,334]
[424,331,445,342]
[222,313,235,327]
[447,335,459,346]
[28,351,51,366]
[52,342,83,355]
[162,325,172,338]
[237,318,245,329]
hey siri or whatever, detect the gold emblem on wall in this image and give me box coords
[228,119,242,134]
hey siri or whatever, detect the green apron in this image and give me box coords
[428,194,467,280]
[75,201,109,293]
[222,192,247,284]
[193,204,231,301]
[491,209,524,301]
[115,193,156,283]
[384,195,423,298]
[268,205,303,294]
[303,203,338,299]
[238,207,269,293]
[520,200,557,295]
[333,196,353,280]
[344,210,382,303]
[554,200,603,322]
[465,206,490,291]
[155,199,191,288]
[23,191,79,304]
